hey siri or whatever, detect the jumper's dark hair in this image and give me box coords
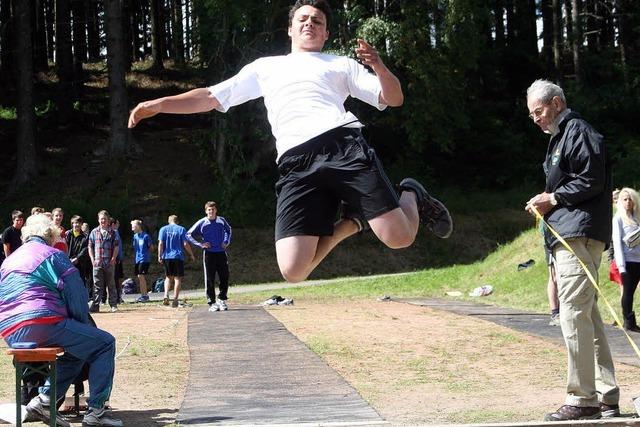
[288,0,332,29]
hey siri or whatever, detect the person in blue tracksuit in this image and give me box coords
[187,201,232,312]
[0,214,122,427]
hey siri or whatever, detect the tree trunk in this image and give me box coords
[71,0,87,77]
[121,0,132,71]
[172,0,184,65]
[165,0,173,59]
[33,0,49,71]
[505,0,515,46]
[150,0,164,69]
[86,0,100,61]
[564,0,573,50]
[130,0,141,61]
[142,1,152,57]
[571,0,582,85]
[12,0,37,188]
[552,0,563,81]
[516,0,538,56]
[616,0,639,91]
[584,0,597,52]
[433,3,444,48]
[541,0,554,74]
[104,0,129,156]
[0,0,13,79]
[598,0,614,49]
[184,0,191,60]
[494,0,505,49]
[56,0,74,123]
[44,0,54,61]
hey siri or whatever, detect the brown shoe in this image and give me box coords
[543,405,601,421]
[162,297,169,306]
[600,402,620,418]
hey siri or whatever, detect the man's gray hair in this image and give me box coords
[526,79,566,104]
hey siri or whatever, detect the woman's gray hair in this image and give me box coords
[21,214,60,246]
[526,79,566,104]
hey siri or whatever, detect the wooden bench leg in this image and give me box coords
[49,360,56,427]
[15,361,22,427]
[13,360,58,427]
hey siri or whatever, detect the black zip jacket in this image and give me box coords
[66,230,91,268]
[543,111,612,250]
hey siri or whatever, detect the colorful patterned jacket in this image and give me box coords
[0,236,88,338]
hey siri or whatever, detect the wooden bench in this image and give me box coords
[6,347,64,427]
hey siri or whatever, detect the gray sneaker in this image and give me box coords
[218,300,228,311]
[549,313,561,326]
[82,407,123,427]
[398,178,453,238]
[26,394,70,427]
[208,302,220,312]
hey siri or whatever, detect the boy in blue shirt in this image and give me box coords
[131,219,153,302]
[187,201,232,312]
[158,215,195,307]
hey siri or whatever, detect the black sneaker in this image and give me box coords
[543,405,601,421]
[340,201,368,233]
[600,402,620,418]
[398,178,453,238]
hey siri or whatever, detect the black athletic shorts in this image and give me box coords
[274,127,399,241]
[134,262,150,275]
[163,259,184,277]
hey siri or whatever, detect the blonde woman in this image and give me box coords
[612,187,640,332]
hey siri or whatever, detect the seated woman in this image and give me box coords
[0,214,122,427]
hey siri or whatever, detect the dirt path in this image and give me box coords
[268,300,640,425]
[3,299,640,426]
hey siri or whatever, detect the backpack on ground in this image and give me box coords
[152,278,164,293]
[122,278,138,294]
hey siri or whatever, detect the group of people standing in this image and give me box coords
[0,202,234,314]
[0,202,233,427]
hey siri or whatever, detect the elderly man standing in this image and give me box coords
[525,79,619,421]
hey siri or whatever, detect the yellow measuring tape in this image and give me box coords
[532,205,640,359]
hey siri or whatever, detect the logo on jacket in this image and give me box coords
[551,149,561,166]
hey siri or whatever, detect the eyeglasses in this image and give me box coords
[528,101,551,120]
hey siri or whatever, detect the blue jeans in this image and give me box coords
[6,319,115,408]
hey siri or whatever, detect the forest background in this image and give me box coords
[0,0,639,283]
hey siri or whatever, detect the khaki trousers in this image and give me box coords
[554,237,619,407]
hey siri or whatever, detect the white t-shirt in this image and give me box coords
[208,52,386,161]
